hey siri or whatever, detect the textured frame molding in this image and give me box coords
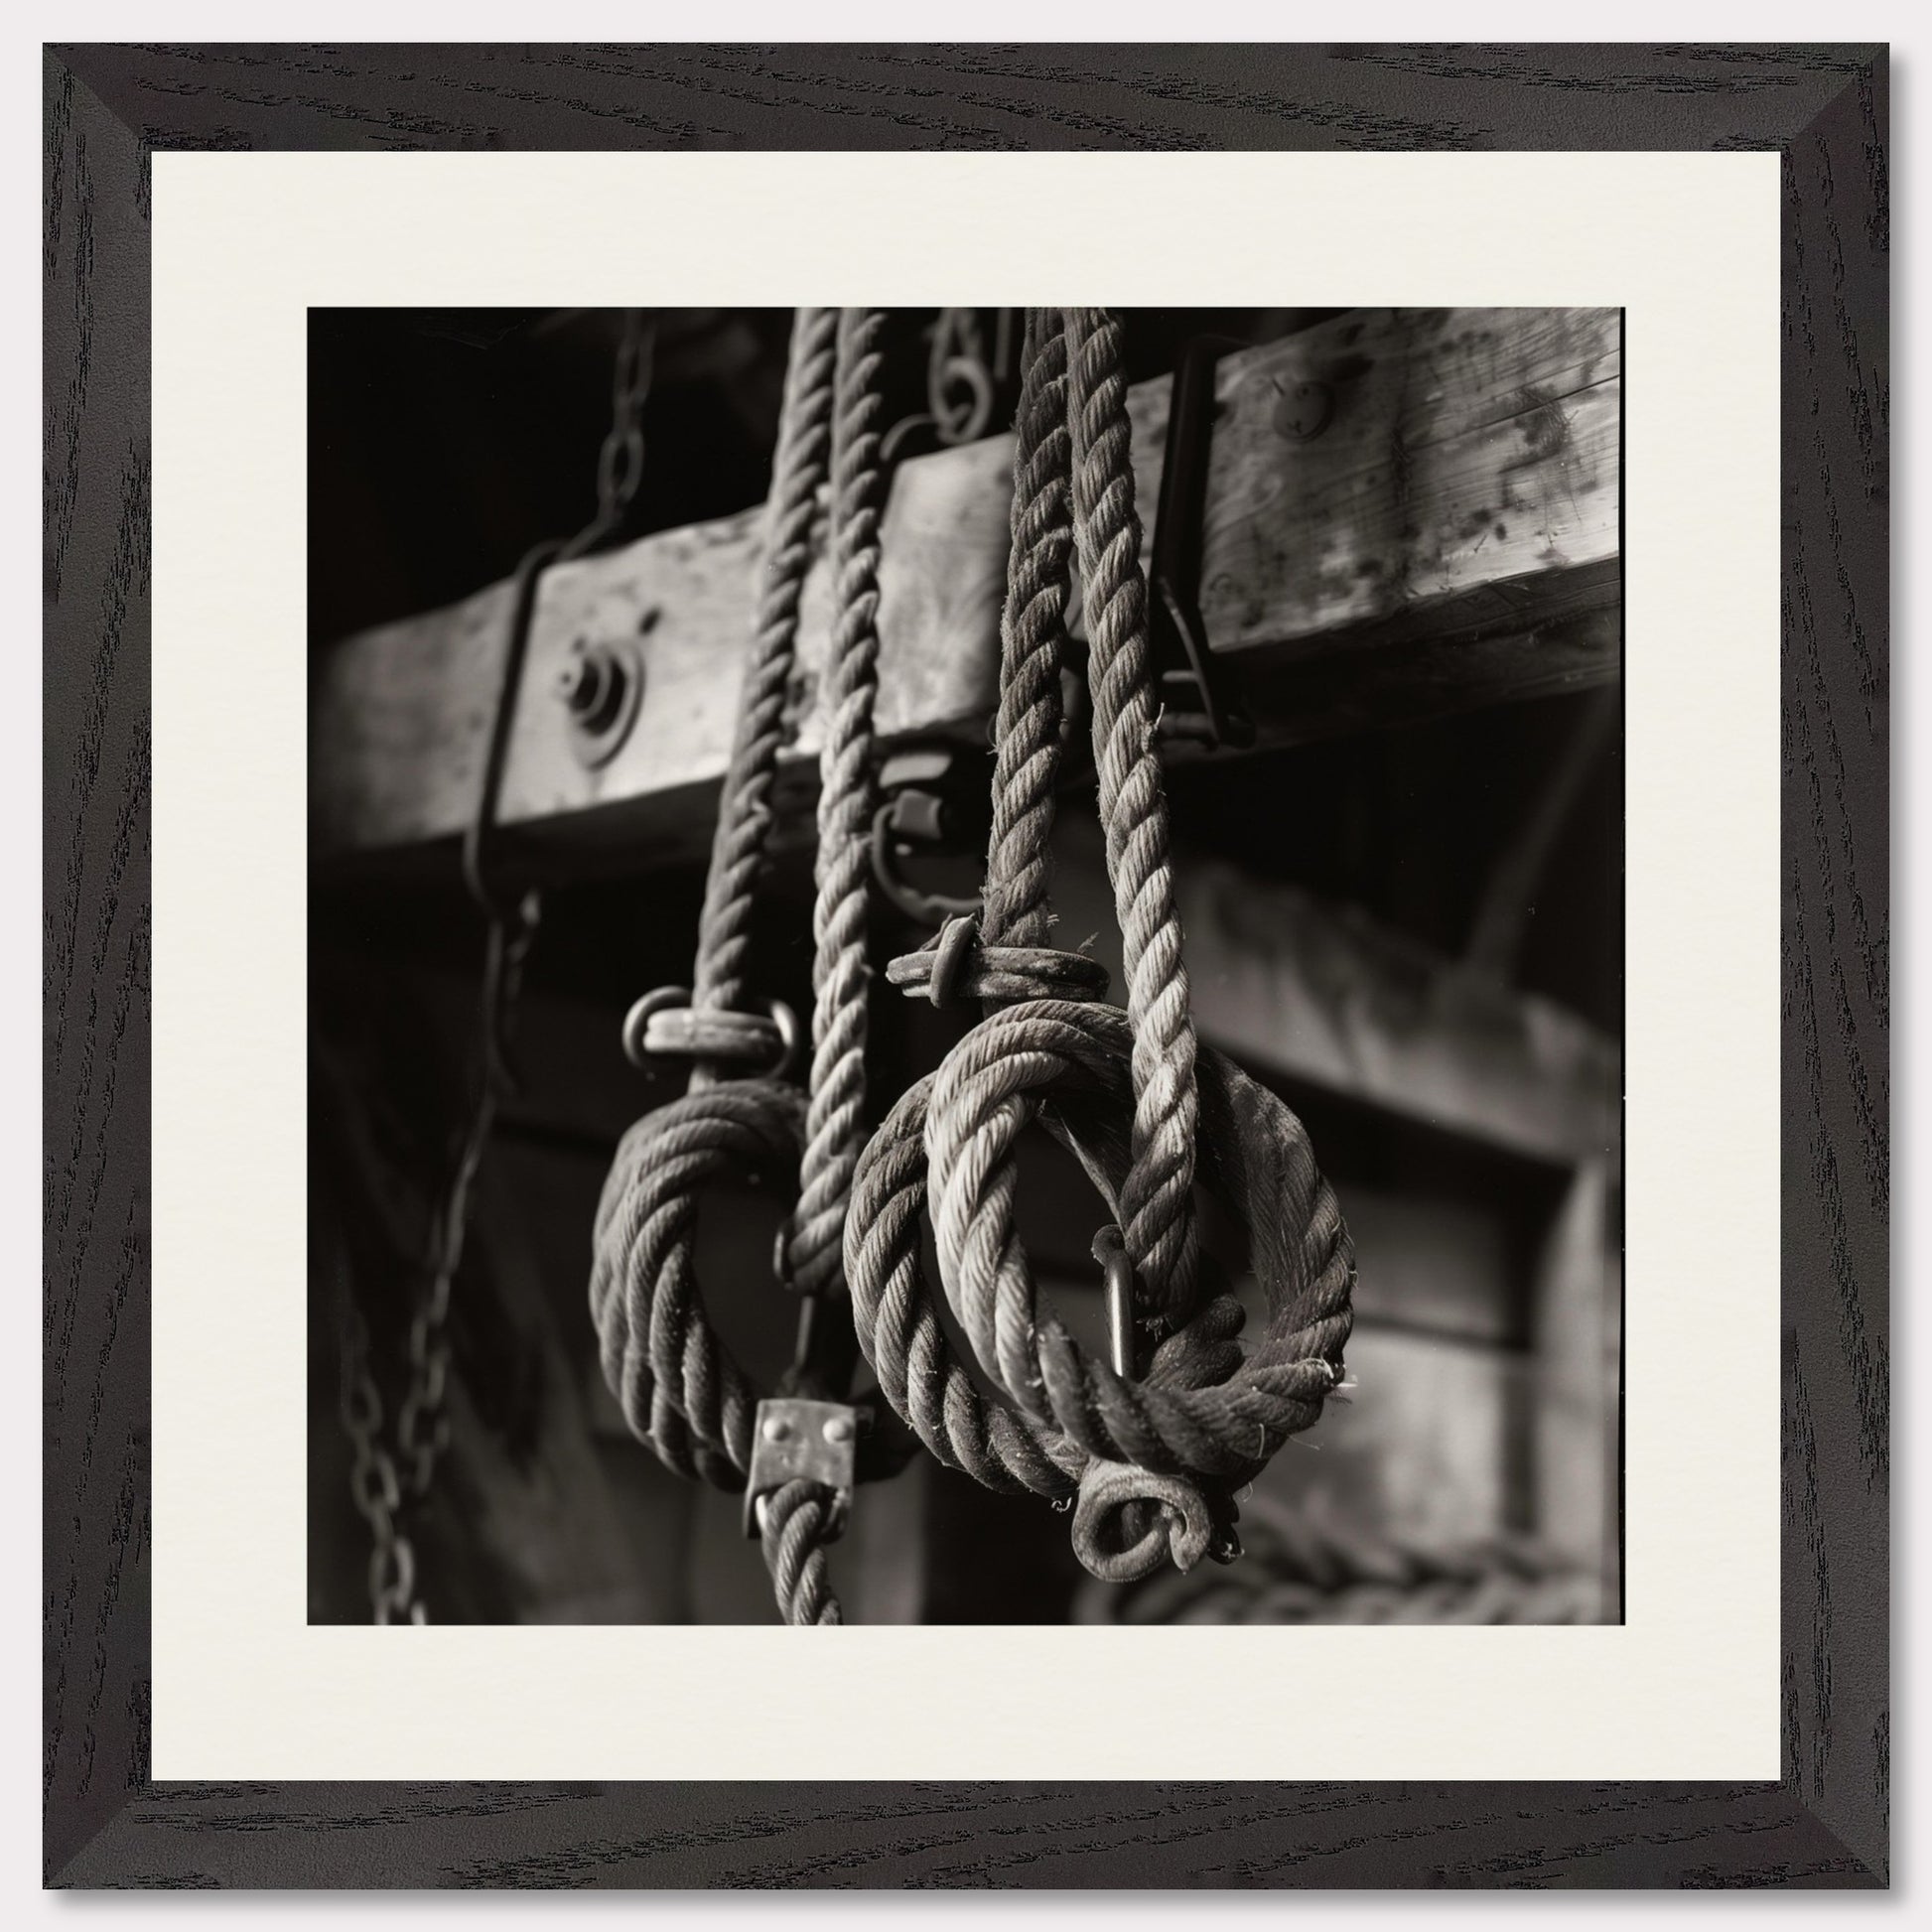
[43,42,1887,1888]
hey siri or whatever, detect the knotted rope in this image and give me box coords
[847,1001,1352,1503]
[850,309,1355,1583]
[592,309,897,1623]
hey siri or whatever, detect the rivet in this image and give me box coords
[762,1416,792,1445]
[822,1415,855,1446]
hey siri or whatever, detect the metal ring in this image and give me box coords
[622,987,801,1083]
[621,986,692,1070]
[933,353,995,445]
[759,998,802,1083]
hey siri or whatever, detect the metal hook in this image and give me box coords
[1092,1224,1139,1381]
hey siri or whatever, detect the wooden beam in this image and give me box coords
[314,306,1620,861]
[1049,816,1620,1169]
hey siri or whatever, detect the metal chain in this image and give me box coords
[346,312,651,1623]
[336,1260,425,1624]
[394,908,537,1510]
[883,308,1017,462]
[572,309,657,563]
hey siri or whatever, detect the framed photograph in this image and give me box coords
[44,42,1887,1888]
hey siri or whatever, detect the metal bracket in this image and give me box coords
[742,1398,857,1539]
[869,744,990,925]
[1148,337,1256,752]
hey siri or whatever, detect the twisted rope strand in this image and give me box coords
[848,999,1354,1569]
[759,1478,850,1624]
[981,307,1075,951]
[688,307,837,1043]
[1074,1502,1601,1626]
[785,308,887,1299]
[1063,307,1199,1319]
[593,309,903,1627]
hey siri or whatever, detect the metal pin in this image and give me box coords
[1092,1225,1137,1380]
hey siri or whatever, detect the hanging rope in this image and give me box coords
[784,307,887,1301]
[847,1003,1352,1494]
[592,309,903,1624]
[849,308,1355,1584]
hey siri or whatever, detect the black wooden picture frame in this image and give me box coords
[43,42,1888,1888]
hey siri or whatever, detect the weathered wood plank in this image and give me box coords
[1049,815,1620,1168]
[1531,1159,1615,1611]
[313,306,1620,860]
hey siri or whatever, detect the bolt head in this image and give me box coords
[822,1415,855,1447]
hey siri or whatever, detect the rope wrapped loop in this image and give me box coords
[1073,1458,1214,1584]
[846,999,1354,1581]
[590,309,902,1624]
[852,307,1354,1584]
[884,912,1109,1009]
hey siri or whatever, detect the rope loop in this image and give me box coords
[842,310,1354,1583]
[592,310,897,1624]
[884,912,1110,1010]
[846,998,1355,1577]
[1071,1457,1214,1584]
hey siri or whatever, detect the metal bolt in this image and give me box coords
[556,639,645,768]
[762,1415,792,1445]
[1274,379,1336,441]
[822,1415,855,1447]
[555,648,598,712]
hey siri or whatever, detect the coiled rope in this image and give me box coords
[592,308,897,1623]
[1072,1494,1602,1626]
[851,308,1355,1584]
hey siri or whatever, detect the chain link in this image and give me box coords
[568,309,656,563]
[336,1270,426,1625]
[883,308,1017,462]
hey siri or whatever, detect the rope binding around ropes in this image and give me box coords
[845,306,1357,1587]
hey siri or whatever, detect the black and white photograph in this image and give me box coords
[43,34,1892,1891]
[307,303,1623,1627]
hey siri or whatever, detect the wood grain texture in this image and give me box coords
[43,52,155,1885]
[56,1779,1873,1888]
[1775,62,1890,1881]
[1050,816,1621,1167]
[312,306,1619,860]
[42,40,1887,1890]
